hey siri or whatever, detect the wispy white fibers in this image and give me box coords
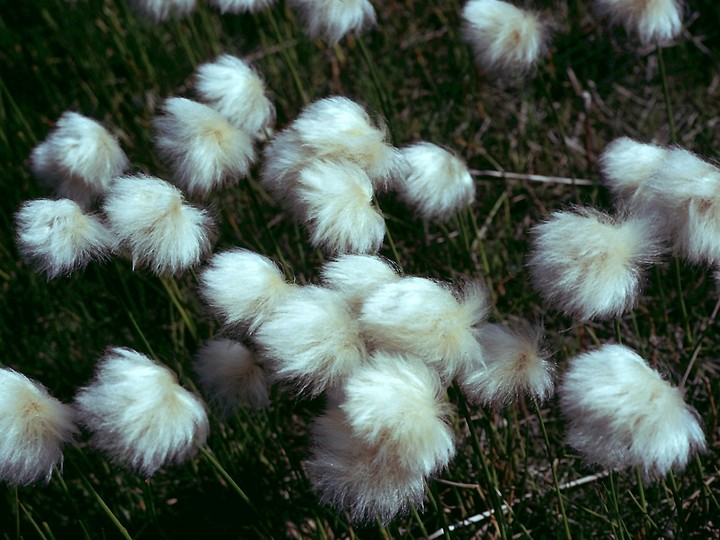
[341,353,455,476]
[359,278,489,381]
[296,160,386,254]
[129,0,196,22]
[559,344,705,478]
[290,0,376,44]
[594,0,683,46]
[262,96,405,196]
[15,198,116,279]
[207,0,275,14]
[306,406,426,524]
[461,0,549,76]
[599,137,669,203]
[194,54,276,139]
[397,142,475,221]
[30,111,128,208]
[321,254,400,309]
[154,97,255,197]
[255,286,367,395]
[74,347,209,477]
[199,248,295,332]
[0,368,77,486]
[103,175,214,274]
[528,208,662,321]
[194,339,269,414]
[458,323,554,406]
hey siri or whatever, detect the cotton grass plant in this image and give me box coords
[4,0,720,537]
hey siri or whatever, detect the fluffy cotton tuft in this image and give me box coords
[208,0,275,14]
[255,286,367,395]
[528,208,662,321]
[290,0,377,44]
[599,137,669,203]
[396,142,475,220]
[296,160,386,254]
[359,278,488,381]
[195,55,275,139]
[594,0,683,46]
[200,248,294,332]
[15,198,117,279]
[194,339,269,414]
[103,175,214,274]
[30,111,128,208]
[129,0,196,22]
[154,97,255,196]
[459,323,554,406]
[306,406,426,524]
[0,368,77,486]
[321,254,400,309]
[559,344,705,478]
[462,0,548,76]
[341,353,455,476]
[74,347,209,477]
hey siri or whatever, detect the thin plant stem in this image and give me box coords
[13,486,19,540]
[264,10,309,104]
[76,471,133,540]
[199,446,255,509]
[19,504,49,540]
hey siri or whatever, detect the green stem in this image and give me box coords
[199,446,255,510]
[13,487,19,540]
[656,46,677,144]
[265,10,308,104]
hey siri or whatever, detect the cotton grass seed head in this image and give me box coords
[397,142,475,220]
[462,0,549,77]
[195,54,275,139]
[594,0,683,46]
[559,344,705,479]
[528,208,663,321]
[129,0,196,22]
[359,277,488,381]
[320,254,400,310]
[0,368,77,486]
[200,248,294,332]
[599,137,669,204]
[30,111,128,208]
[341,353,455,476]
[459,323,554,406]
[290,0,377,44]
[255,286,367,396]
[15,198,117,279]
[194,338,269,415]
[154,97,255,197]
[103,174,214,275]
[74,347,209,477]
[296,160,386,254]
[208,0,275,14]
[306,406,426,524]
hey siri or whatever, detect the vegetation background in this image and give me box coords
[1,0,719,537]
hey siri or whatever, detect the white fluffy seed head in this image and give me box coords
[359,277,488,381]
[207,0,275,14]
[321,254,401,310]
[290,0,377,44]
[0,368,77,486]
[15,198,117,279]
[594,0,683,46]
[559,344,705,479]
[30,111,129,208]
[129,0,196,21]
[295,160,386,254]
[255,286,367,396]
[74,347,209,477]
[462,0,548,76]
[103,175,214,275]
[195,55,275,139]
[154,97,255,197]
[341,353,455,476]
[306,406,426,524]
[194,338,269,414]
[396,142,475,220]
[528,208,663,321]
[459,323,554,406]
[200,248,294,332]
[599,137,669,203]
